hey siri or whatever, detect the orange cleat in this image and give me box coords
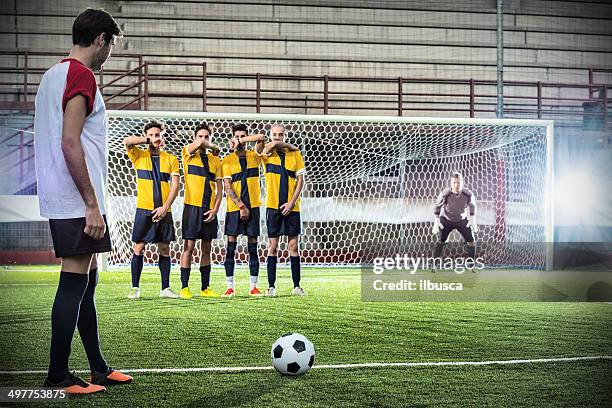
[249,287,263,296]
[90,368,133,386]
[43,372,106,394]
[221,287,235,298]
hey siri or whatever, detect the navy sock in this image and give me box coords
[180,267,191,289]
[130,254,144,287]
[248,242,259,277]
[159,255,171,290]
[48,272,88,383]
[77,268,108,374]
[224,242,237,277]
[267,256,277,288]
[290,256,301,288]
[200,265,211,291]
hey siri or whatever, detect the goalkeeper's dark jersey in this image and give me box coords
[434,188,476,222]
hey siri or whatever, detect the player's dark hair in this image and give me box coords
[143,121,164,134]
[72,8,122,47]
[451,171,463,179]
[231,123,248,135]
[195,122,211,136]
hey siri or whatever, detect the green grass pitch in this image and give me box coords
[0,265,610,407]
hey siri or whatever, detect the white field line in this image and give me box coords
[1,356,610,375]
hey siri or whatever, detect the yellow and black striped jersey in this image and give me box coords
[222,150,262,212]
[261,149,306,211]
[182,146,222,210]
[126,145,180,211]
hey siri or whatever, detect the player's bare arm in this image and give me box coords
[123,135,150,147]
[223,178,249,220]
[186,138,220,156]
[279,142,299,151]
[253,135,266,153]
[236,133,266,153]
[262,140,299,155]
[204,179,224,223]
[62,94,105,240]
[228,137,239,151]
[202,139,221,154]
[237,134,265,144]
[186,138,205,155]
[152,174,180,222]
[280,174,305,216]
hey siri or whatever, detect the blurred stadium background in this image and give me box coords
[0,0,610,265]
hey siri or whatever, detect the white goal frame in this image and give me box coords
[101,111,554,271]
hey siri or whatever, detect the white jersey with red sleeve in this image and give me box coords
[34,58,108,219]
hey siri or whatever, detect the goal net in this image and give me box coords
[105,111,553,269]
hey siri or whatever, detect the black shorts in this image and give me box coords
[438,217,475,243]
[224,207,260,237]
[266,208,302,238]
[131,208,176,243]
[182,204,219,241]
[49,215,112,258]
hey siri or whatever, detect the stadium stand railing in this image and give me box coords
[0,51,610,128]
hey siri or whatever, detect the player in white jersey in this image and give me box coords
[34,8,132,394]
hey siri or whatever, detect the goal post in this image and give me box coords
[105,111,554,270]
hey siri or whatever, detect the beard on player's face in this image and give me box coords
[146,131,164,148]
[150,137,163,148]
[91,44,112,71]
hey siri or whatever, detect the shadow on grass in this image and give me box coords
[184,373,291,408]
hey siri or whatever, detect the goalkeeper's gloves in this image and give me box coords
[468,217,478,234]
[432,218,442,235]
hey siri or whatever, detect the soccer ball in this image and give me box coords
[271,333,315,376]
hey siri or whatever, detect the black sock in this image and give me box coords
[130,254,144,287]
[159,255,171,290]
[48,272,88,383]
[434,242,445,258]
[224,242,237,277]
[180,267,191,289]
[77,268,109,374]
[200,265,211,291]
[248,242,259,277]
[267,256,277,288]
[466,244,476,258]
[290,256,301,288]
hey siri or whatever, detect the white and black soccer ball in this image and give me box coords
[271,333,315,376]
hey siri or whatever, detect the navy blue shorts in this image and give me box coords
[131,208,176,243]
[49,215,112,258]
[224,207,260,237]
[266,208,302,238]
[182,204,218,241]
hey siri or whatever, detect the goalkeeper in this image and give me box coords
[432,171,477,259]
